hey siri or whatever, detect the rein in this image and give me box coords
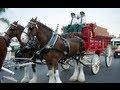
[4,23,18,39]
[3,32,12,47]
[33,29,70,59]
[4,32,12,39]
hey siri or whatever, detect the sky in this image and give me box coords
[0,8,120,37]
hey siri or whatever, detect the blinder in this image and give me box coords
[4,23,18,38]
[28,21,38,30]
[11,23,17,29]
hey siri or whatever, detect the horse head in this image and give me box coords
[21,17,53,48]
[5,21,25,45]
[21,17,39,44]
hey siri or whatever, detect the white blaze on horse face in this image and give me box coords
[21,27,29,44]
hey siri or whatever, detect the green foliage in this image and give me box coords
[0,8,9,26]
[0,8,7,14]
[0,18,10,25]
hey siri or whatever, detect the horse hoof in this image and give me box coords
[29,79,37,83]
[69,76,77,81]
[21,78,29,83]
[55,80,62,83]
[21,81,29,83]
[78,79,85,82]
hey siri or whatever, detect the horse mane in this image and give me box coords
[17,24,25,31]
[36,21,53,32]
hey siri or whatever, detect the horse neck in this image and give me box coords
[3,25,23,47]
[36,23,53,47]
[3,32,13,47]
[17,25,25,46]
[17,35,23,46]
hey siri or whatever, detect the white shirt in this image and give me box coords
[69,16,79,25]
[72,18,78,25]
[77,16,86,24]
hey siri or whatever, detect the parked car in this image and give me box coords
[114,46,120,58]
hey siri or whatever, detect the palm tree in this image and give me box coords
[0,8,10,26]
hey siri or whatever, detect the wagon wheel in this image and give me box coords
[91,54,100,75]
[61,58,73,70]
[105,44,113,67]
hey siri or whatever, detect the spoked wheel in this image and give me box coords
[61,58,73,70]
[105,44,113,67]
[91,54,100,75]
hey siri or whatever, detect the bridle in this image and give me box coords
[21,21,39,49]
[29,21,39,29]
[4,23,18,39]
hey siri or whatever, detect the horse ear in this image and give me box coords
[16,21,18,24]
[35,17,38,21]
[31,18,33,20]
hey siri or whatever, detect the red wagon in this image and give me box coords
[61,23,113,74]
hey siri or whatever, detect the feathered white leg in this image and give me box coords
[21,65,30,83]
[54,70,62,83]
[77,63,85,82]
[29,71,37,83]
[69,60,79,81]
[48,67,55,83]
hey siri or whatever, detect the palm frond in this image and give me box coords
[0,18,10,26]
[0,8,8,14]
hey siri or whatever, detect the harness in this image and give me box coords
[46,32,59,49]
[33,24,70,57]
[23,22,70,61]
[61,37,70,55]
[3,32,12,47]
[3,23,18,47]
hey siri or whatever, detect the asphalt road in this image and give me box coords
[0,56,120,83]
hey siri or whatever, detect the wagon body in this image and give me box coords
[61,23,113,74]
[62,23,112,54]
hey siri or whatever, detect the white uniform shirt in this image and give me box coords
[78,16,86,24]
[71,17,78,25]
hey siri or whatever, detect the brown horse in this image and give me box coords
[0,21,25,70]
[21,17,86,83]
